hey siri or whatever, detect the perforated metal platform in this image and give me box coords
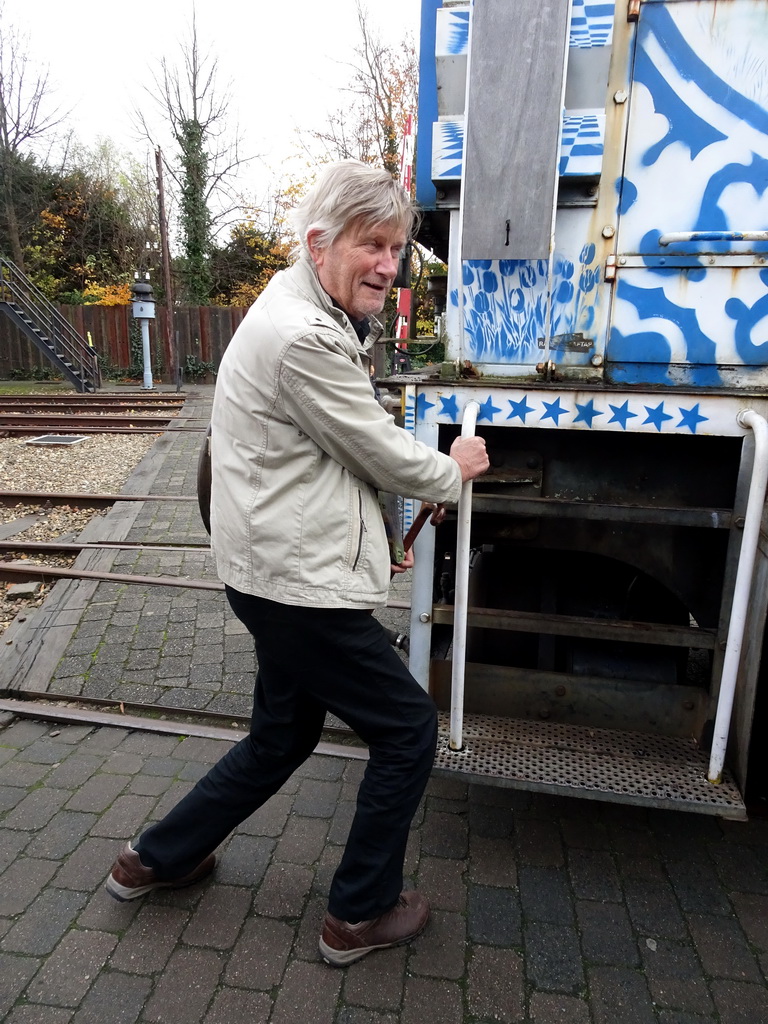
[434,712,746,817]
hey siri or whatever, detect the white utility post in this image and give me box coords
[131,274,156,390]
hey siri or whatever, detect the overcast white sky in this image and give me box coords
[7,0,420,205]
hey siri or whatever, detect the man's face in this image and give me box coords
[309,220,406,321]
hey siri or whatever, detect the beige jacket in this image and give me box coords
[210,257,462,609]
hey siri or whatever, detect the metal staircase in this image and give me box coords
[0,258,100,392]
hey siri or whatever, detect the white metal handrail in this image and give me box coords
[658,231,768,246]
[450,401,480,751]
[708,410,768,783]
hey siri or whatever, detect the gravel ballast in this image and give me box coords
[0,433,159,634]
[0,433,157,492]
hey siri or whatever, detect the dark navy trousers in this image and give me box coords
[136,587,438,921]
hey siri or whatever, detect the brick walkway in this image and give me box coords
[1,389,767,1022]
[1,715,768,1023]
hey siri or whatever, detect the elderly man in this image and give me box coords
[106,160,488,966]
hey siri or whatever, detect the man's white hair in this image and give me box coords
[292,160,418,257]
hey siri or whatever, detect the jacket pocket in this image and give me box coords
[352,488,368,572]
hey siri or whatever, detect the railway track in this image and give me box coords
[0,540,209,554]
[0,518,409,610]
[0,693,362,753]
[0,459,409,723]
[0,557,410,609]
[0,497,409,602]
[0,490,198,508]
[0,413,181,432]
[0,538,214,589]
[0,394,187,413]
[0,391,205,435]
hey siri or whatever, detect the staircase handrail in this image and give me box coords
[0,257,100,388]
[0,257,97,375]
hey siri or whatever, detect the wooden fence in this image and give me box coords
[0,304,248,383]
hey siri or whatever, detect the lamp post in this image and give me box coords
[131,274,156,390]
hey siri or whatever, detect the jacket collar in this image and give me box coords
[286,258,384,350]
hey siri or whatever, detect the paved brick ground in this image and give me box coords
[1,387,767,1022]
[1,715,767,1023]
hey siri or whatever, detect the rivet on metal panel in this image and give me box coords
[619,257,627,265]
[591,354,604,367]
[555,685,566,697]
[735,517,745,529]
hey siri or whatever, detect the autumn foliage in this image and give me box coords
[209,221,291,307]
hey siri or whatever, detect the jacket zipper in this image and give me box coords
[352,490,367,571]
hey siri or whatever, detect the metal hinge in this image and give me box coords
[627,0,641,22]
[604,254,617,282]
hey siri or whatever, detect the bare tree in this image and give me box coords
[0,2,65,268]
[136,7,251,303]
[309,2,418,177]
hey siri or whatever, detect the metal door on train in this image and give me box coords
[607,0,768,389]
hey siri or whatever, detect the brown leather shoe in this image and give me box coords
[105,843,215,902]
[319,891,430,966]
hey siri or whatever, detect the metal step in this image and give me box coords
[434,711,746,818]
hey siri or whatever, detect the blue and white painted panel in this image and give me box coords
[403,385,765,439]
[560,112,605,176]
[610,267,768,388]
[448,226,604,366]
[430,0,614,184]
[617,1,768,257]
[570,0,614,49]
[435,5,468,116]
[611,0,768,385]
[433,112,605,181]
[433,119,465,181]
[435,5,469,56]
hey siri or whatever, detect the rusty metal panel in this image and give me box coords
[461,0,571,260]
